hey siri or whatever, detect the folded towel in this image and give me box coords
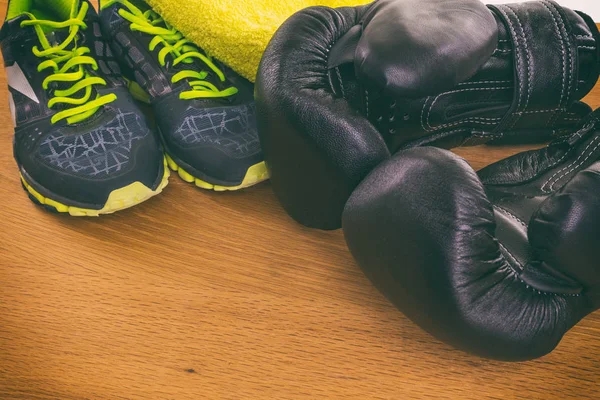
[146,0,370,82]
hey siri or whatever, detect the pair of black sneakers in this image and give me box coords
[1,0,268,216]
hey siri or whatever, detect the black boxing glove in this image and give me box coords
[256,0,600,230]
[342,109,600,361]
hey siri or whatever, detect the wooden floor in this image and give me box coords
[1,1,600,398]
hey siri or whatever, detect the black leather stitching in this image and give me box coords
[504,5,532,129]
[541,0,574,128]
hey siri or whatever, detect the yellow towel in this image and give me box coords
[145,0,371,82]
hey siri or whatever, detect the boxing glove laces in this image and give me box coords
[343,108,600,361]
[256,0,600,230]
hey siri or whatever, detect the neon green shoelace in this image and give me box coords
[102,0,238,100]
[20,2,117,124]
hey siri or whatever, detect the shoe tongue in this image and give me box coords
[20,0,82,34]
[28,0,80,21]
[40,0,83,45]
[130,0,152,13]
[45,29,75,47]
[68,0,83,19]
[44,0,87,96]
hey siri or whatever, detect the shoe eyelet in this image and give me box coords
[403,113,410,121]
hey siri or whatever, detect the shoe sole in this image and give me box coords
[127,80,270,191]
[165,154,269,192]
[20,158,170,216]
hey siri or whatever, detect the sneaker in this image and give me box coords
[1,0,168,216]
[99,0,268,191]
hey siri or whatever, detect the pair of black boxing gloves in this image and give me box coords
[256,0,600,360]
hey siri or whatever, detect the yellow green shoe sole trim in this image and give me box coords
[20,158,170,216]
[165,154,269,191]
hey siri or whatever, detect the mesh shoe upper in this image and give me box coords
[37,97,150,177]
[172,103,259,158]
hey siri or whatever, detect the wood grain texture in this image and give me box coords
[0,1,599,398]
